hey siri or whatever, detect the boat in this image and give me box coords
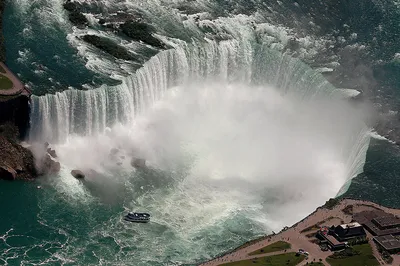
[124,212,151,223]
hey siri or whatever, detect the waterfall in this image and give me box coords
[29,39,371,188]
[30,40,351,141]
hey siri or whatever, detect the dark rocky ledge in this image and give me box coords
[62,1,166,50]
[0,124,61,180]
[0,1,60,180]
[63,0,89,28]
[119,21,166,49]
[0,88,61,180]
[0,124,36,180]
[0,95,31,139]
[81,34,136,61]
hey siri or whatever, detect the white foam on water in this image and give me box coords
[43,76,370,230]
[31,77,371,265]
[12,0,374,264]
[11,0,342,78]
[10,0,67,30]
[335,88,362,99]
[370,131,396,144]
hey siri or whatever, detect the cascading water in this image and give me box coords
[30,39,372,198]
[30,40,369,141]
[2,0,381,264]
[29,38,371,228]
[4,0,400,264]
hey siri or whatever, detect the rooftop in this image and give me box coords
[354,211,400,236]
[374,235,400,251]
[325,234,342,246]
[373,216,400,228]
[339,222,362,229]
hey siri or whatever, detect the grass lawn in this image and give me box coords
[326,244,379,266]
[221,252,305,266]
[248,241,291,256]
[0,74,13,90]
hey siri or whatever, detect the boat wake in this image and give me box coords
[25,40,372,264]
[7,1,375,264]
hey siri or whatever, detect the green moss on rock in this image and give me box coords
[323,198,340,210]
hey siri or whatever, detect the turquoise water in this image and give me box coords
[343,138,400,208]
[1,0,400,265]
[3,2,116,95]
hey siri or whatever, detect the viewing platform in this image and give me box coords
[0,62,31,99]
[199,199,400,266]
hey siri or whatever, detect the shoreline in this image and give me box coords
[197,197,400,266]
[0,62,31,97]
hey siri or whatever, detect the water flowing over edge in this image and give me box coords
[29,39,371,196]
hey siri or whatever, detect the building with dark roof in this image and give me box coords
[373,216,400,230]
[374,235,400,254]
[354,211,400,236]
[316,222,366,251]
[316,231,346,251]
[331,222,367,242]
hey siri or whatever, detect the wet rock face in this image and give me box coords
[131,158,146,169]
[37,154,61,176]
[82,35,136,61]
[63,0,89,27]
[33,143,61,176]
[47,148,57,158]
[0,124,37,180]
[0,96,31,140]
[120,21,166,49]
[71,169,85,179]
[0,166,16,180]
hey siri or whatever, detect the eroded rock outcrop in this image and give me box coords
[71,169,85,179]
[131,158,146,169]
[0,123,62,180]
[0,124,37,180]
[63,0,88,27]
[47,147,57,158]
[0,166,16,180]
[82,35,136,61]
[120,21,166,49]
[0,1,59,180]
[36,154,61,176]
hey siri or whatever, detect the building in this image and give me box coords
[374,235,400,254]
[316,231,346,251]
[331,222,367,242]
[316,222,366,251]
[354,210,400,236]
[373,216,400,230]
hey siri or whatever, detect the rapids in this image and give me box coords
[26,42,371,265]
[5,0,396,265]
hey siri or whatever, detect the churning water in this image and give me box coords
[2,0,400,265]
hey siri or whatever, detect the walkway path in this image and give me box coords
[0,62,30,97]
[199,199,400,266]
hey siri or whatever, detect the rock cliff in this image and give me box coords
[0,124,36,180]
[0,1,60,180]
